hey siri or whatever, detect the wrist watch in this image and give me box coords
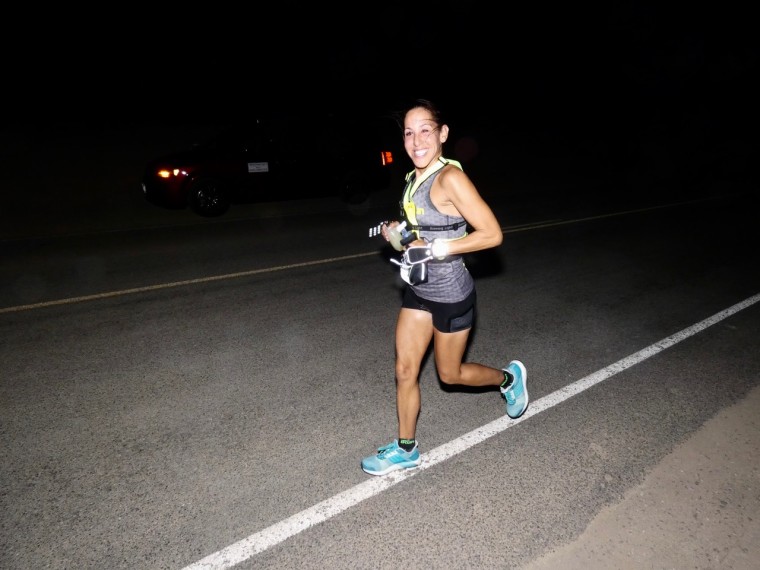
[431,239,449,260]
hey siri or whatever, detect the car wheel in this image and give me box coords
[340,171,370,205]
[187,178,230,217]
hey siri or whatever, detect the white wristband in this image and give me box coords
[431,239,449,260]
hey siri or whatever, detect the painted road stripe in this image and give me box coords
[182,292,760,570]
[1,196,714,315]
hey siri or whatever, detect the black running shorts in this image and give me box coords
[402,287,476,333]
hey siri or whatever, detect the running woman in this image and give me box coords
[362,99,528,476]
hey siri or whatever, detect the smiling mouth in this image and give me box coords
[414,150,427,157]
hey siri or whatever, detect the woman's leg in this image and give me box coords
[433,328,504,387]
[395,307,434,440]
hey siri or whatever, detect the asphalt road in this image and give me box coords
[1,179,759,569]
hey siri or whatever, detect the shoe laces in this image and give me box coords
[505,389,516,405]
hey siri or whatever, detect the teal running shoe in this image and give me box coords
[501,360,528,418]
[361,440,421,476]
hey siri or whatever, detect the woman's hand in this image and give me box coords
[381,221,400,242]
[405,238,427,249]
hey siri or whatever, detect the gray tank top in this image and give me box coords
[409,169,474,303]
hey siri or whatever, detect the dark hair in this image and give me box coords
[406,98,445,126]
[391,98,447,133]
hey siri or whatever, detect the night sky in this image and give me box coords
[8,4,755,119]
[4,2,757,186]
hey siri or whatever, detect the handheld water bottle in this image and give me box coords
[368,221,417,251]
[388,221,415,251]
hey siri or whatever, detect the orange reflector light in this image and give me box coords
[381,151,393,166]
[158,168,185,178]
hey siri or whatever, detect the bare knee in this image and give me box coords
[396,361,419,386]
[437,365,462,385]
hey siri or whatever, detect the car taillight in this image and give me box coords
[157,168,187,178]
[380,151,393,166]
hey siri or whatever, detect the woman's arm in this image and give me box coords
[431,166,503,256]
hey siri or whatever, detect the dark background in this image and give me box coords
[8,3,757,128]
[1,1,757,209]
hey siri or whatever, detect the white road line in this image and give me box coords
[182,292,760,570]
[0,254,373,314]
[0,196,716,315]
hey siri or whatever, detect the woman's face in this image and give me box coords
[403,107,449,170]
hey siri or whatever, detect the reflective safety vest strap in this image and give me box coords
[402,158,463,230]
[414,220,467,232]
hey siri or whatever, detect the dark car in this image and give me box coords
[142,111,400,217]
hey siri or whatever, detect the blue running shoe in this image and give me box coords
[361,440,421,476]
[501,360,528,418]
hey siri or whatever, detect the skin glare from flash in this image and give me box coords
[404,126,439,142]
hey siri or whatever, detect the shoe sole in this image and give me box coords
[361,459,421,476]
[506,360,528,419]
